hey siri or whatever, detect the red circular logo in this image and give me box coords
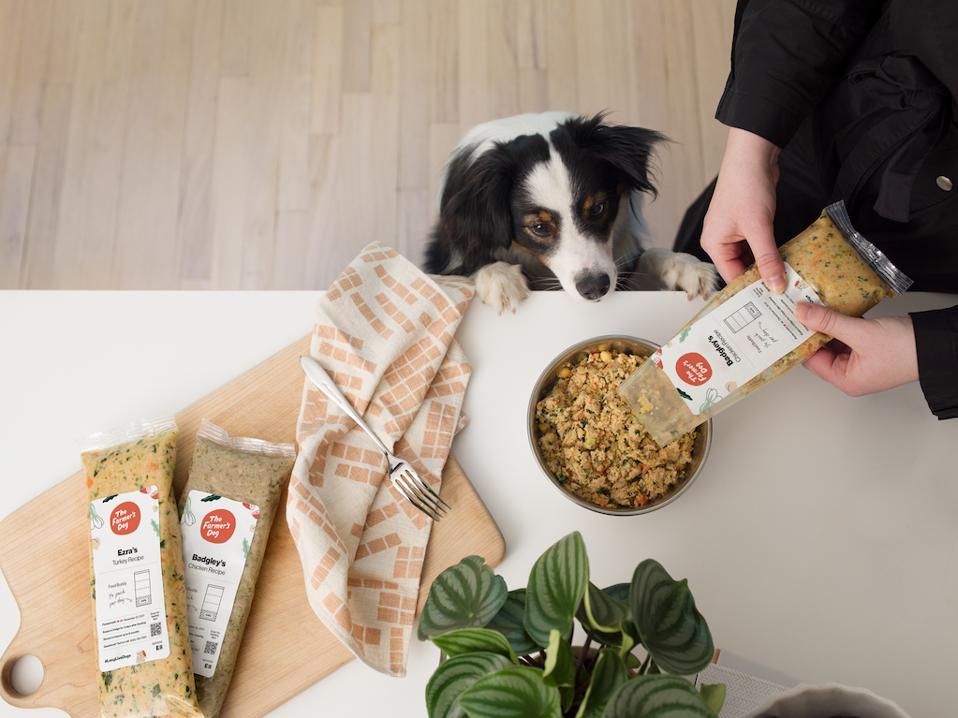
[110,502,141,535]
[200,509,236,544]
[675,352,713,386]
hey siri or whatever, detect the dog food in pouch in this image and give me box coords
[178,420,296,718]
[83,418,201,718]
[618,202,913,446]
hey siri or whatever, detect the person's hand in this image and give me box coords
[795,302,919,396]
[701,128,786,292]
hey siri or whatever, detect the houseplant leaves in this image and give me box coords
[602,583,630,604]
[542,629,576,712]
[578,583,636,654]
[426,652,512,718]
[458,666,562,718]
[418,555,508,640]
[603,674,716,718]
[486,589,539,656]
[432,628,517,663]
[419,536,723,718]
[699,683,726,715]
[524,532,589,647]
[575,648,627,718]
[629,560,714,675]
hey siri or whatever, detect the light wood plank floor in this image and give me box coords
[0,0,736,289]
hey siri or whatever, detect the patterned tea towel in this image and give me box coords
[287,244,474,676]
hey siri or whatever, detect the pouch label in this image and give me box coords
[180,490,259,677]
[90,486,170,671]
[657,263,822,415]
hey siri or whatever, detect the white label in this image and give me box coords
[656,263,822,415]
[90,486,170,671]
[180,490,259,677]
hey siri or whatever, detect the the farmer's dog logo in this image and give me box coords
[675,352,712,386]
[200,510,236,544]
[110,502,141,536]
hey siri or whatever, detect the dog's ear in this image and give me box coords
[439,143,516,256]
[564,114,667,196]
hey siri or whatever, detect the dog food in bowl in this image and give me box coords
[534,345,701,511]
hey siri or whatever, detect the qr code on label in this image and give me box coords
[150,622,161,637]
[204,641,218,656]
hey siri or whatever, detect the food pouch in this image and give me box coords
[83,419,201,718]
[618,201,913,446]
[178,420,296,718]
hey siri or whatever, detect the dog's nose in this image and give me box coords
[575,272,611,301]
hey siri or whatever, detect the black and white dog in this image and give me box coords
[424,112,718,312]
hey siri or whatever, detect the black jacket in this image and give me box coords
[717,0,958,419]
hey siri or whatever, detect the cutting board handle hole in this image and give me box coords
[2,654,44,697]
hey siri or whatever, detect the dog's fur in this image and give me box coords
[424,112,717,312]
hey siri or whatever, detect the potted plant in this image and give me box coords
[417,531,725,718]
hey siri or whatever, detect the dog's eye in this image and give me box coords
[529,223,551,237]
[589,202,607,218]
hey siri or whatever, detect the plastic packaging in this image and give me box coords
[178,420,296,718]
[83,418,201,718]
[619,202,913,445]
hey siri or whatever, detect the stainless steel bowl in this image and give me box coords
[527,335,712,516]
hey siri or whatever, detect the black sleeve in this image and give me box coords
[716,0,883,148]
[911,305,958,420]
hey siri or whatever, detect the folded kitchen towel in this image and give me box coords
[287,243,474,676]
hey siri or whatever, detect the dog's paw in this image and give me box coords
[473,262,529,314]
[659,253,719,300]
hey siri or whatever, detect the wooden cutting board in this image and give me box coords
[0,335,505,717]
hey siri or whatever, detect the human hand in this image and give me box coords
[701,128,786,292]
[795,302,919,396]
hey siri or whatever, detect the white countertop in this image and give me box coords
[0,289,955,718]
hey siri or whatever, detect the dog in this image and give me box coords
[424,112,718,312]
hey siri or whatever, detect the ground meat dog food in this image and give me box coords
[536,349,699,509]
[618,202,913,445]
[84,419,201,718]
[178,420,296,718]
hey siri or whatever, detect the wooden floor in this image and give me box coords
[0,0,735,289]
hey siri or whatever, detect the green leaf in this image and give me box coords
[603,583,630,603]
[432,628,517,663]
[630,560,714,675]
[578,583,635,654]
[425,653,512,718]
[542,629,576,712]
[542,630,573,685]
[487,589,539,656]
[418,555,508,641]
[582,583,627,633]
[524,532,589,647]
[200,494,221,502]
[458,666,562,718]
[603,675,715,718]
[699,684,726,715]
[575,649,627,718]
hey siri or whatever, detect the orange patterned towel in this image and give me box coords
[287,244,474,676]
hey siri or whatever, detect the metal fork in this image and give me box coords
[300,355,451,521]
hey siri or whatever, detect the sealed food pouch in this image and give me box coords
[178,420,296,718]
[619,201,913,446]
[83,419,201,718]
